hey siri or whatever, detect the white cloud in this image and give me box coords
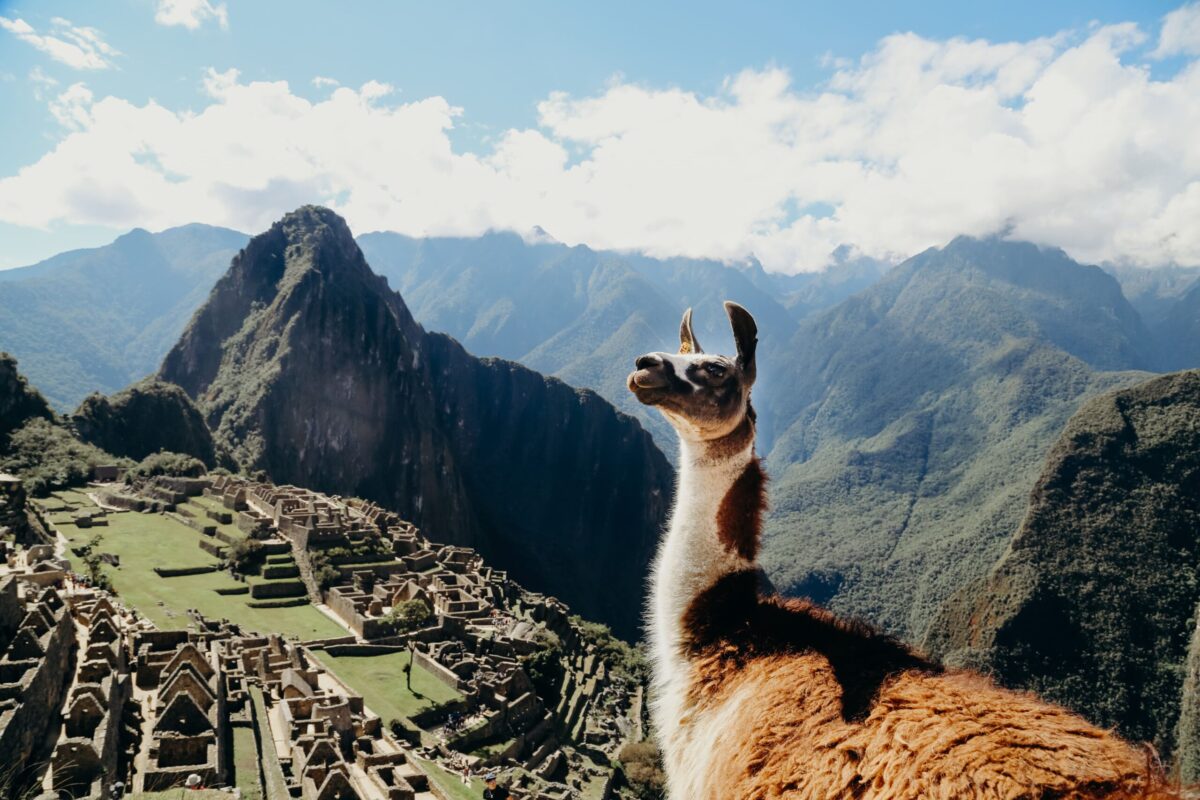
[0,16,118,70]
[3,20,1200,271]
[1155,2,1200,57]
[28,66,58,100]
[154,0,229,30]
[48,83,94,130]
[312,76,340,89]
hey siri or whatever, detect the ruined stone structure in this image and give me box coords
[135,636,230,791]
[49,593,134,798]
[207,476,645,793]
[5,473,644,798]
[0,577,75,793]
[244,635,435,800]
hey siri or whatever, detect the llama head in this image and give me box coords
[628,301,758,443]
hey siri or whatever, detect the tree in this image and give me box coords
[520,628,565,702]
[77,533,112,591]
[309,551,341,590]
[387,599,433,633]
[227,538,265,575]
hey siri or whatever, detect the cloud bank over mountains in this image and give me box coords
[2,9,1199,272]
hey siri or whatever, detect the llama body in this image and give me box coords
[631,303,1176,800]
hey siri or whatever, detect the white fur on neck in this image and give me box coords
[648,434,756,799]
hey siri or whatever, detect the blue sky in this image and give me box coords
[1,0,1198,271]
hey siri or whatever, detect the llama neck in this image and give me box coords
[650,419,762,676]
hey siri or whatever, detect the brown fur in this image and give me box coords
[634,303,1185,799]
[679,571,1183,799]
[715,459,766,561]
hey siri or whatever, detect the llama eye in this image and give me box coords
[704,363,727,378]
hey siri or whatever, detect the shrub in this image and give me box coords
[0,418,122,496]
[619,740,666,799]
[570,615,648,682]
[126,450,206,480]
[521,628,566,702]
[310,551,341,590]
[227,538,266,575]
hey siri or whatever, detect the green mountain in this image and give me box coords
[0,224,248,411]
[71,379,217,466]
[759,237,1154,641]
[928,370,1200,759]
[0,352,118,498]
[357,231,875,449]
[160,207,673,638]
[0,223,877,443]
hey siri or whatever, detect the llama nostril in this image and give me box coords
[636,354,663,370]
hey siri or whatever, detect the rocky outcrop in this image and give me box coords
[0,353,53,439]
[160,207,672,638]
[71,379,217,466]
[928,370,1200,758]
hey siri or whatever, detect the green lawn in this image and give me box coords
[420,758,487,800]
[310,649,462,723]
[231,725,263,799]
[51,498,344,640]
[179,494,248,542]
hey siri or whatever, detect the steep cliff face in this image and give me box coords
[0,353,53,438]
[928,370,1200,757]
[424,333,670,630]
[161,207,672,637]
[71,379,217,465]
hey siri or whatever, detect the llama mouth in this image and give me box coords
[628,370,668,403]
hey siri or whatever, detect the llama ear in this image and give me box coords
[724,301,757,382]
[679,308,703,354]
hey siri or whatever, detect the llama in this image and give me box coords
[628,301,1181,800]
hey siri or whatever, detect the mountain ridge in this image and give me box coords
[760,236,1153,641]
[159,206,673,638]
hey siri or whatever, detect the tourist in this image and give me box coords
[461,762,471,785]
[483,773,509,800]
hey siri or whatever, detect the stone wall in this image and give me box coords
[0,584,76,792]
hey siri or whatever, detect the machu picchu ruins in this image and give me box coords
[0,468,648,799]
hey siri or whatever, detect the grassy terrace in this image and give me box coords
[250,686,290,800]
[421,758,486,800]
[232,725,264,799]
[41,491,344,640]
[311,649,462,722]
[179,493,248,542]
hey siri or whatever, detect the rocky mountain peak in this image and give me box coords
[157,207,673,638]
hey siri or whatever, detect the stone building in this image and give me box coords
[49,594,134,798]
[138,639,230,791]
[0,578,75,793]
